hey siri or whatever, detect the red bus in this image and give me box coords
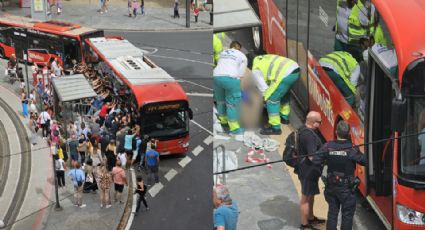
[277,0,425,228]
[85,37,192,155]
[0,15,103,69]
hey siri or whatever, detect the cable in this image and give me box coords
[213,130,425,175]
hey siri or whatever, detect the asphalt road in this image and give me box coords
[105,30,213,229]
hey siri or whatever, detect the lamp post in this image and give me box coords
[186,0,190,28]
[51,145,63,211]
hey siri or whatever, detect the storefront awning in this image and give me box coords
[52,74,97,102]
[214,0,261,32]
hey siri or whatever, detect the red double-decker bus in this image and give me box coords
[0,15,103,69]
[85,37,192,155]
[276,0,425,228]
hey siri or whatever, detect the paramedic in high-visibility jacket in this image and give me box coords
[319,51,360,107]
[213,41,248,135]
[213,33,224,66]
[251,54,300,135]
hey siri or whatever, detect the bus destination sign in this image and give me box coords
[144,101,186,113]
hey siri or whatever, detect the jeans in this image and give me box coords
[147,165,159,185]
[56,170,65,187]
[136,193,148,212]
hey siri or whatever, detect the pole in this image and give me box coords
[51,146,63,211]
[210,1,213,25]
[186,0,190,28]
[306,0,311,112]
[24,51,29,95]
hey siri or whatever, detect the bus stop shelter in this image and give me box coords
[51,74,97,130]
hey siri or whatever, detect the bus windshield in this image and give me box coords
[142,110,189,139]
[400,60,425,182]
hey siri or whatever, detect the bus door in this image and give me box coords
[62,36,81,69]
[0,27,14,58]
[11,28,28,61]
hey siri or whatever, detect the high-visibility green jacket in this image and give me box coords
[319,51,358,93]
[252,54,298,101]
[347,0,368,43]
[213,33,224,65]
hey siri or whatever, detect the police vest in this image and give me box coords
[347,1,367,43]
[319,51,358,93]
[252,55,298,100]
[324,140,357,178]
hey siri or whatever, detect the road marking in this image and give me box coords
[190,120,213,135]
[203,135,213,145]
[192,145,204,156]
[139,47,158,55]
[178,156,192,168]
[178,79,213,91]
[186,92,213,97]
[149,54,213,66]
[164,169,178,182]
[148,182,164,198]
[319,6,329,27]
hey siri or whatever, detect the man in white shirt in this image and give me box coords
[213,41,248,135]
[38,110,51,138]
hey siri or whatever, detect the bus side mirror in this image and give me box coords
[188,109,193,120]
[391,97,406,132]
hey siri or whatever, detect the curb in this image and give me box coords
[124,169,137,230]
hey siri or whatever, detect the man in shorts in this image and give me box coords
[112,160,127,203]
[298,111,326,230]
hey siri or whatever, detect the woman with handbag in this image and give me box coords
[83,158,98,193]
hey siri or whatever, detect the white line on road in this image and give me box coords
[203,135,213,145]
[192,145,204,156]
[148,182,164,198]
[164,169,178,182]
[178,156,192,168]
[149,54,213,66]
[178,79,213,91]
[190,120,213,135]
[186,92,213,97]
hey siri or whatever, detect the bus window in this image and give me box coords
[399,60,425,185]
[142,110,188,138]
[63,39,81,69]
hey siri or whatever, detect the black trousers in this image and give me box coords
[136,193,148,212]
[324,185,356,230]
[41,123,49,137]
[56,170,65,187]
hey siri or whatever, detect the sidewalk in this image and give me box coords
[0,60,131,230]
[1,0,212,31]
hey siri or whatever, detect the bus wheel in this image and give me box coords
[252,26,263,54]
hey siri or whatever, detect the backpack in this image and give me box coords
[282,127,307,170]
[55,160,61,171]
[53,129,59,137]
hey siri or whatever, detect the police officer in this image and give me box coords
[251,54,300,135]
[312,120,367,230]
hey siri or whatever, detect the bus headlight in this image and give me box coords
[397,204,425,225]
[181,141,189,148]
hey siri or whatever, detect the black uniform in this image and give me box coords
[313,139,367,230]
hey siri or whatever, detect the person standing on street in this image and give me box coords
[54,154,66,191]
[145,141,160,185]
[213,184,239,230]
[213,41,248,135]
[98,164,112,208]
[112,160,127,203]
[251,54,300,135]
[173,0,180,18]
[312,120,367,230]
[38,109,51,139]
[67,162,86,208]
[21,91,28,118]
[135,176,149,213]
[29,114,38,145]
[140,0,145,15]
[298,111,325,230]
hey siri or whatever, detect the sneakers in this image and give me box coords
[146,207,150,211]
[299,224,319,230]
[79,204,86,208]
[106,204,112,208]
[260,127,282,135]
[308,216,326,225]
[281,119,290,125]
